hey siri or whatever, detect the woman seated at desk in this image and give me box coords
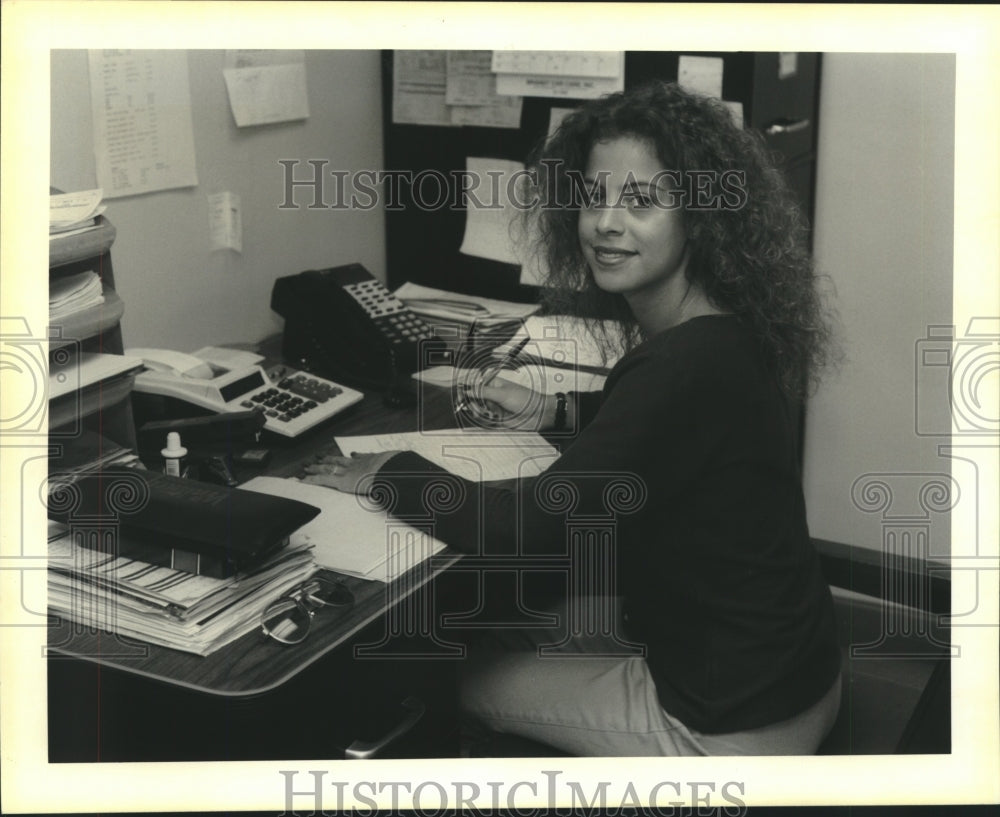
[305,81,843,757]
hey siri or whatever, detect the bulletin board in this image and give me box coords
[380,50,820,303]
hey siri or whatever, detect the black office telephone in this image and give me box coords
[271,263,448,390]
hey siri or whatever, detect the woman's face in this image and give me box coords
[577,136,689,303]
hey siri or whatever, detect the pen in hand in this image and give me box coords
[477,335,530,389]
[455,335,530,418]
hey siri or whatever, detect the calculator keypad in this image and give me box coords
[237,370,362,437]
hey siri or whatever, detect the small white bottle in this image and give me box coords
[161,431,188,477]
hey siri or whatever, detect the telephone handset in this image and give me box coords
[270,263,448,390]
[127,346,362,438]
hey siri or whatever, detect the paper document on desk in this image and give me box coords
[414,365,607,396]
[394,281,540,323]
[239,476,447,583]
[336,429,558,482]
[522,314,625,371]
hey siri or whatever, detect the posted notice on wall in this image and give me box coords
[392,51,456,127]
[223,50,309,127]
[88,50,199,198]
[457,157,549,285]
[445,51,523,129]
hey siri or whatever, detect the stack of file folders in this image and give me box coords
[47,520,318,656]
[49,429,142,475]
[50,188,106,238]
[49,271,105,319]
[47,468,323,656]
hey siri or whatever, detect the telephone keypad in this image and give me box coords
[343,278,438,346]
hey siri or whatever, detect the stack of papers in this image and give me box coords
[522,314,625,371]
[240,476,448,583]
[49,350,144,399]
[50,430,141,476]
[50,189,106,238]
[47,522,318,656]
[394,281,540,324]
[50,271,105,319]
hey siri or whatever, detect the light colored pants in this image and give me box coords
[459,606,842,757]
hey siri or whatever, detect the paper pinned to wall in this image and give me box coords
[722,100,745,129]
[446,51,495,105]
[458,157,524,264]
[393,51,457,126]
[224,50,305,70]
[207,191,242,252]
[778,52,799,79]
[223,51,309,127]
[450,96,523,129]
[458,157,551,284]
[677,55,724,99]
[496,71,622,100]
[491,51,623,79]
[445,51,523,129]
[88,50,198,198]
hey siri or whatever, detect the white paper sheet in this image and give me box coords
[458,157,524,264]
[392,51,456,126]
[414,365,607,396]
[207,191,242,252]
[446,51,495,105]
[49,272,104,319]
[722,100,745,129]
[450,97,523,129]
[522,314,625,371]
[445,50,523,129]
[778,52,799,80]
[496,72,623,100]
[335,430,559,482]
[677,55,724,99]
[49,352,144,398]
[491,51,623,79]
[223,61,309,127]
[239,476,447,583]
[394,281,540,323]
[49,189,104,230]
[88,50,199,198]
[224,49,305,70]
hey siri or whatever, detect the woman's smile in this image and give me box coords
[591,245,638,266]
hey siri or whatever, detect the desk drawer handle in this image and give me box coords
[344,696,426,759]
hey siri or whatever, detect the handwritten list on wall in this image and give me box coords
[88,50,198,198]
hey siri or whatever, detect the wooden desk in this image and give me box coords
[47,379,475,760]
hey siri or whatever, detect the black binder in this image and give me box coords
[48,468,321,578]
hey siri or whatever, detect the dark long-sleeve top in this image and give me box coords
[375,314,841,734]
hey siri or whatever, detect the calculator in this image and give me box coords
[240,367,363,438]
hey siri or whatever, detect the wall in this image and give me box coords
[803,53,955,554]
[50,49,386,351]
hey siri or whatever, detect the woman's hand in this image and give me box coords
[465,377,555,431]
[301,451,401,494]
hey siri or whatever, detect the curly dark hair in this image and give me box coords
[521,80,838,399]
